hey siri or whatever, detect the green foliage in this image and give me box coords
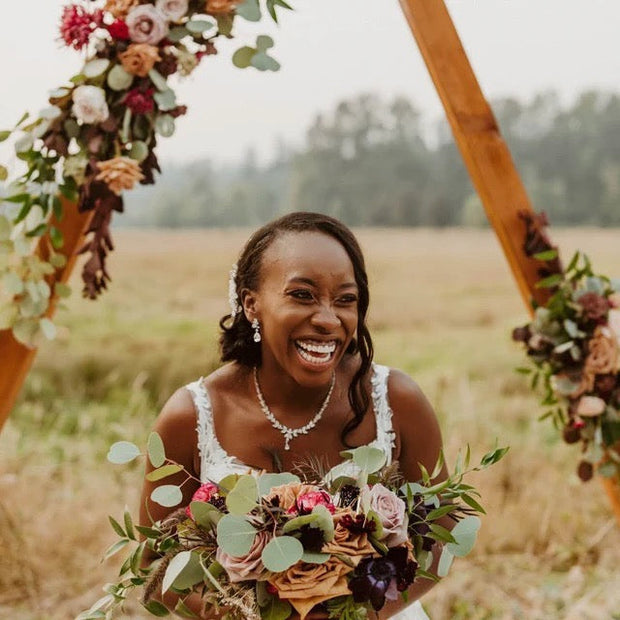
[260,535,303,572]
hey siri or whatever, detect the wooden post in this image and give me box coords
[0,199,92,433]
[398,0,550,308]
[398,0,620,527]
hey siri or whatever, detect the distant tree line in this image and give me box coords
[121,90,620,228]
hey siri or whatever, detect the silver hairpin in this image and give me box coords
[228,263,242,318]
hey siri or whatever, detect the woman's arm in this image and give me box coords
[379,369,452,617]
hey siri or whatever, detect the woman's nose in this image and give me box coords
[310,304,341,331]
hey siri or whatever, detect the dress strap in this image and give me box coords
[370,363,396,464]
[185,378,238,482]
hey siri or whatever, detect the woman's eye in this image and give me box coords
[289,289,314,301]
[337,295,358,305]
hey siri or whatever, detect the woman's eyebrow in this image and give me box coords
[287,276,358,290]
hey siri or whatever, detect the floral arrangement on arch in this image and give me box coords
[0,0,291,345]
[513,212,620,483]
[77,438,507,619]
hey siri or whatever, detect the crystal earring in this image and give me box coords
[251,318,261,343]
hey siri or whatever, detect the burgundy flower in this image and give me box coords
[108,19,131,40]
[348,547,417,611]
[59,5,103,50]
[577,461,593,482]
[123,87,155,114]
[578,292,610,322]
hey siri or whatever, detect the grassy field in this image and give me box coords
[1,227,619,620]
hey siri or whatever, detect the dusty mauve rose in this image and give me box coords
[265,483,318,511]
[72,85,110,124]
[576,395,606,417]
[119,43,161,77]
[126,4,169,45]
[322,510,375,563]
[95,156,145,194]
[205,0,239,15]
[216,529,270,583]
[156,0,188,21]
[578,292,610,322]
[269,558,353,620]
[366,483,408,547]
[585,326,618,375]
[104,0,139,19]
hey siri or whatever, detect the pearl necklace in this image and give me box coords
[252,367,336,451]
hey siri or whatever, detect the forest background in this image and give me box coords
[119,89,620,228]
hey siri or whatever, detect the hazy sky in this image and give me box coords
[1,1,619,164]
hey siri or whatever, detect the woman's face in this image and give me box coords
[247,230,360,387]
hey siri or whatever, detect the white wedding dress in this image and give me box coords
[185,363,430,620]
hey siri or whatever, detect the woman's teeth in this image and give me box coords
[295,340,336,364]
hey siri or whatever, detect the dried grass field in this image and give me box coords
[1,227,619,620]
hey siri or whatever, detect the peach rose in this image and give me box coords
[104,0,139,19]
[216,529,270,583]
[322,510,375,564]
[576,395,606,417]
[95,156,145,195]
[268,558,353,620]
[585,326,618,375]
[366,484,408,547]
[205,0,239,15]
[264,483,318,512]
[118,43,161,77]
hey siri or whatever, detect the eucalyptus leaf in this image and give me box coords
[147,431,166,467]
[146,464,183,482]
[107,441,141,464]
[226,474,259,514]
[0,165,7,181]
[281,513,319,534]
[167,26,190,43]
[437,547,454,577]
[446,516,480,557]
[83,58,110,78]
[163,550,204,592]
[107,65,134,91]
[39,318,57,340]
[261,536,303,572]
[250,52,280,72]
[257,472,300,496]
[311,504,334,541]
[236,0,261,21]
[155,114,175,137]
[301,551,330,564]
[256,35,274,51]
[0,130,11,142]
[343,445,386,473]
[129,140,149,162]
[154,89,177,111]
[148,69,169,93]
[151,484,183,508]
[186,20,214,34]
[190,501,222,527]
[216,514,257,556]
[232,46,256,69]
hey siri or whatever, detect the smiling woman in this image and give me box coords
[139,212,446,618]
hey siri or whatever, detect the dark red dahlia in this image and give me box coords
[578,292,610,322]
[124,88,155,115]
[107,19,130,41]
[59,5,103,51]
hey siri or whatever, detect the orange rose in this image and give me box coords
[205,0,239,15]
[104,0,139,19]
[118,43,161,77]
[268,558,353,620]
[95,156,145,195]
[322,510,375,564]
[585,326,618,375]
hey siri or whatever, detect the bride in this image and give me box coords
[140,212,447,619]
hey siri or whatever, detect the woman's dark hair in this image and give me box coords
[219,211,374,447]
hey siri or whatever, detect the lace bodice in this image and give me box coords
[184,363,396,483]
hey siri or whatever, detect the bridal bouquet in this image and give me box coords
[78,438,507,619]
[513,249,620,482]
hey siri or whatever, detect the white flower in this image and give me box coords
[155,0,188,21]
[72,85,109,124]
[576,395,606,417]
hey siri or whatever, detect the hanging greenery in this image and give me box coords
[0,0,292,345]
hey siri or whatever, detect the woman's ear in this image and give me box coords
[240,288,258,323]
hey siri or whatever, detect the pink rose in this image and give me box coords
[576,395,606,417]
[216,529,271,583]
[126,4,169,45]
[367,484,408,547]
[185,482,218,518]
[290,490,336,515]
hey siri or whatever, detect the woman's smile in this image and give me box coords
[294,338,338,367]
